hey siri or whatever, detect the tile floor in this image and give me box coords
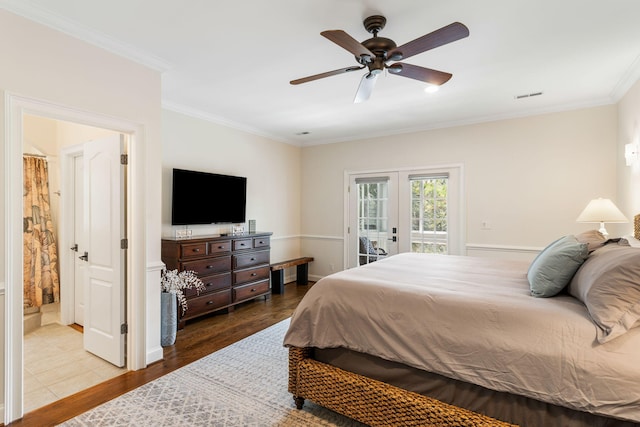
[23,323,127,414]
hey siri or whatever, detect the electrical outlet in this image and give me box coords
[481,221,491,230]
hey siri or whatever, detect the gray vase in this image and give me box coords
[161,292,177,346]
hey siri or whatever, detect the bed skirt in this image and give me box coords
[288,347,517,427]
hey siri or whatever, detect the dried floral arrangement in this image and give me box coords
[160,269,205,315]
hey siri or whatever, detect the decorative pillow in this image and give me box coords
[618,235,640,248]
[575,229,607,252]
[527,235,588,298]
[568,244,640,343]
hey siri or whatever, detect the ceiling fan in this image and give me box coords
[290,15,469,103]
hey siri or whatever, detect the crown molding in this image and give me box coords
[161,100,296,146]
[0,0,171,72]
[610,54,640,102]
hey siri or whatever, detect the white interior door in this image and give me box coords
[82,135,126,367]
[73,154,86,325]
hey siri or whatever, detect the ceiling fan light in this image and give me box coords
[424,84,439,94]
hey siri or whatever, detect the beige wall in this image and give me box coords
[617,79,640,222]
[161,109,303,264]
[300,105,620,276]
[1,9,162,421]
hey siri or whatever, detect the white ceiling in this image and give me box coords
[3,0,640,146]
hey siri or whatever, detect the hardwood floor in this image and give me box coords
[6,281,311,427]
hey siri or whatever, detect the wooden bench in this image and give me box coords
[270,257,314,294]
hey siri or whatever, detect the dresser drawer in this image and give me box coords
[234,265,270,285]
[233,238,253,251]
[183,290,231,318]
[184,272,231,298]
[253,236,270,248]
[208,240,231,255]
[180,242,207,259]
[182,255,231,276]
[233,279,270,302]
[233,250,270,269]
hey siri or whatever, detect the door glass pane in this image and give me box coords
[409,176,448,254]
[357,180,389,266]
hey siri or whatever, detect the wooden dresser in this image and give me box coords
[161,232,272,327]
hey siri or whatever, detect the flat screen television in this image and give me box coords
[171,168,247,225]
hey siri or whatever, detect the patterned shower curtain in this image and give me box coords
[23,155,60,308]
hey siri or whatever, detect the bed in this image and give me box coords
[284,234,640,427]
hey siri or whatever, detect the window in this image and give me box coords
[356,177,390,265]
[410,175,448,254]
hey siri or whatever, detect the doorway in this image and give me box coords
[346,165,465,268]
[4,94,150,423]
[22,115,127,412]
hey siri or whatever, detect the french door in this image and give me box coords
[348,173,399,268]
[347,166,463,268]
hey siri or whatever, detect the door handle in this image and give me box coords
[70,243,78,252]
[387,236,397,242]
[79,251,89,262]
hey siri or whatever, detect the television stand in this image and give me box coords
[161,232,272,327]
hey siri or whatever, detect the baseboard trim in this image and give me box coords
[147,347,163,365]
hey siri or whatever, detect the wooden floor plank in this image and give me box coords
[5,281,311,427]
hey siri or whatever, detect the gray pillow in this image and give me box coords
[568,244,640,343]
[575,229,607,252]
[527,235,588,297]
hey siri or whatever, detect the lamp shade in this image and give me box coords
[576,198,628,223]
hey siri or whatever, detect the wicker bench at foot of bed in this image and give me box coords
[288,347,517,427]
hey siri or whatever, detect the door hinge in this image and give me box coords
[347,226,350,234]
[121,238,128,249]
[120,154,128,165]
[121,323,128,334]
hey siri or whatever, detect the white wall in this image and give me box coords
[1,9,162,422]
[300,105,620,277]
[162,109,302,264]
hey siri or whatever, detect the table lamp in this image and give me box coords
[576,198,628,237]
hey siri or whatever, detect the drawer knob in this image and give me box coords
[259,241,263,244]
[251,273,257,276]
[193,248,200,252]
[207,265,214,269]
[206,300,214,305]
[250,258,255,261]
[218,246,224,249]
[251,288,256,292]
[205,283,212,287]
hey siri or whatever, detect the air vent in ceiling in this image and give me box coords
[515,91,543,100]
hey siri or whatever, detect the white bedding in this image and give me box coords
[284,253,640,422]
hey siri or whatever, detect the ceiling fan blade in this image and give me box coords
[290,66,364,85]
[354,73,378,103]
[388,22,469,61]
[321,30,375,61]
[387,63,452,85]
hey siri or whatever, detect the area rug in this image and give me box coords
[59,319,365,426]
